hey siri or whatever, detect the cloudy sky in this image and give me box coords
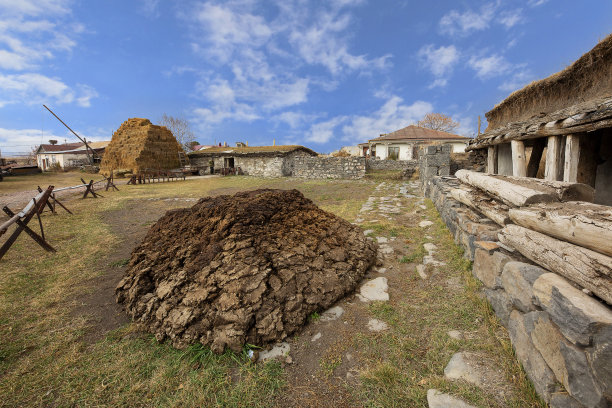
[0,0,611,155]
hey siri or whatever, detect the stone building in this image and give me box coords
[36,141,109,170]
[467,34,612,205]
[188,145,318,177]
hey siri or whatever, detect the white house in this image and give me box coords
[365,125,470,160]
[36,141,109,170]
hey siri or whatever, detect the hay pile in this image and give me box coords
[99,118,185,175]
[116,189,378,353]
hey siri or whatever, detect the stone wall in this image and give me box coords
[366,158,417,171]
[421,175,612,408]
[189,151,315,177]
[293,156,366,179]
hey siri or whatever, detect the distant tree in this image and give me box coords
[417,113,460,133]
[26,145,39,165]
[188,141,200,151]
[159,114,195,151]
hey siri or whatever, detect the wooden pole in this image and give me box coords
[527,138,546,178]
[545,135,563,181]
[563,134,581,183]
[511,140,527,177]
[487,146,498,174]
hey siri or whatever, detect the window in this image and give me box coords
[388,146,399,160]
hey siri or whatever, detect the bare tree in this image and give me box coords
[417,113,460,133]
[26,145,39,165]
[159,114,195,151]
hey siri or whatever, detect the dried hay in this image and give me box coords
[486,34,612,131]
[100,118,185,176]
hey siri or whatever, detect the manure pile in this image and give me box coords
[116,189,378,353]
[99,118,185,176]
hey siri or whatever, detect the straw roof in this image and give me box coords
[189,145,318,157]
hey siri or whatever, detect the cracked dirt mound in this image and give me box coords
[116,189,377,353]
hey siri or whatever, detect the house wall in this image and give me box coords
[373,142,467,160]
[190,151,314,177]
[293,156,366,179]
[37,153,90,170]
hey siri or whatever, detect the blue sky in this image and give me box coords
[0,0,611,156]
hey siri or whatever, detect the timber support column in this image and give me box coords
[564,134,581,183]
[487,146,498,174]
[511,140,526,177]
[545,135,564,181]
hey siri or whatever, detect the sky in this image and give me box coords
[0,0,611,156]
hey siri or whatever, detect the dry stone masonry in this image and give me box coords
[292,156,366,179]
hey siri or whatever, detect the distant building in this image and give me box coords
[36,141,109,170]
[365,125,470,160]
[188,145,318,177]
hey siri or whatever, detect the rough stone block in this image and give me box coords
[533,273,612,346]
[588,325,612,401]
[484,288,513,326]
[502,262,547,313]
[473,248,512,289]
[508,310,557,403]
[550,393,586,408]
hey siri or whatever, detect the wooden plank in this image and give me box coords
[455,169,558,207]
[527,138,546,178]
[564,134,581,182]
[545,136,563,181]
[487,146,498,174]
[509,202,612,257]
[511,140,527,177]
[497,175,594,202]
[498,224,612,304]
[450,187,511,226]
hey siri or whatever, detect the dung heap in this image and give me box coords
[116,189,378,353]
[99,118,185,176]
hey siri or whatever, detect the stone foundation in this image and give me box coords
[293,156,365,179]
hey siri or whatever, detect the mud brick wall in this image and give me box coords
[421,175,612,408]
[293,156,366,179]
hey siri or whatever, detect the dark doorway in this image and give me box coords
[224,157,235,168]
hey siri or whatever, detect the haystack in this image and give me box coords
[116,189,378,353]
[99,118,185,176]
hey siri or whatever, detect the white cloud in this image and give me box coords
[468,54,513,79]
[274,111,322,129]
[498,9,524,28]
[139,0,161,17]
[0,73,96,107]
[439,3,496,36]
[418,44,459,87]
[305,95,433,144]
[0,0,71,18]
[528,0,549,7]
[499,68,534,92]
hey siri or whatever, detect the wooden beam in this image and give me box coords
[498,224,612,305]
[563,134,581,182]
[545,135,563,181]
[527,138,546,178]
[511,140,527,177]
[450,187,511,226]
[487,146,498,174]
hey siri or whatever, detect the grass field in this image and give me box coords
[0,172,543,407]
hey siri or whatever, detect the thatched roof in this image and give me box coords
[369,125,468,143]
[484,34,612,132]
[188,145,318,158]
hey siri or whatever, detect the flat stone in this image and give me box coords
[443,352,487,388]
[427,389,477,408]
[367,318,389,332]
[416,264,428,279]
[377,267,387,274]
[473,248,512,289]
[378,244,394,254]
[359,277,389,302]
[363,229,374,235]
[419,205,427,210]
[311,332,322,342]
[258,342,290,362]
[423,255,445,266]
[533,273,612,346]
[549,393,584,408]
[501,262,546,313]
[376,236,388,243]
[484,288,513,326]
[474,240,500,253]
[508,311,557,403]
[320,305,344,322]
[447,330,463,340]
[423,243,437,253]
[419,220,434,228]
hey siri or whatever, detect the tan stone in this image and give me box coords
[473,248,512,288]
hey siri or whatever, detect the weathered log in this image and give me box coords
[450,187,511,226]
[509,202,612,257]
[455,170,557,207]
[498,224,612,304]
[496,175,594,202]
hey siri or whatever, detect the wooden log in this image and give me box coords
[455,169,557,207]
[497,175,594,202]
[509,202,612,257]
[527,138,546,178]
[563,134,581,183]
[487,146,498,174]
[511,140,527,177]
[498,224,612,304]
[545,135,563,181]
[450,187,511,226]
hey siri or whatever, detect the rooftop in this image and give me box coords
[369,125,469,143]
[189,145,318,156]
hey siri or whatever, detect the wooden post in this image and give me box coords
[564,134,580,183]
[487,146,498,174]
[545,135,563,181]
[511,140,526,177]
[527,138,546,178]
